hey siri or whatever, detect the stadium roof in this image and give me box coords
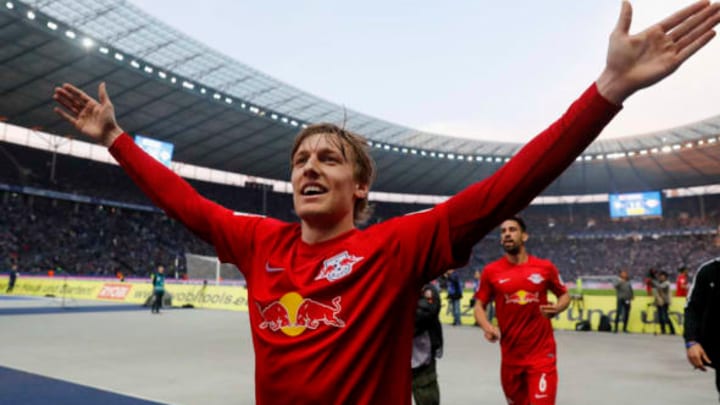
[1,0,719,196]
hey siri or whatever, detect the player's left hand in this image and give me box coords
[598,0,720,104]
[539,303,561,318]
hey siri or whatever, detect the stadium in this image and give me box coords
[1,1,719,404]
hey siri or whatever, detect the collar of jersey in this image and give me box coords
[297,228,359,257]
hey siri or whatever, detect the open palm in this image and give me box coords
[602,1,720,103]
[53,82,123,146]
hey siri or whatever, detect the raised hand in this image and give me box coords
[598,0,720,104]
[53,82,123,147]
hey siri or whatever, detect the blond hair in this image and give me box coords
[291,123,376,225]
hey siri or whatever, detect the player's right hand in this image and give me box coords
[483,326,500,343]
[53,82,123,147]
[687,343,711,371]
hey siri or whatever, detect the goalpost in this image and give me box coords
[575,274,617,293]
[184,253,243,285]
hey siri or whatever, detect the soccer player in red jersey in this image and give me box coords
[676,266,690,297]
[474,217,569,405]
[52,2,720,404]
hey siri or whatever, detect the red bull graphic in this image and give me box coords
[504,290,540,306]
[257,301,291,332]
[256,292,345,337]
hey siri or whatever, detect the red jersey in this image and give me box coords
[108,83,618,404]
[676,273,689,297]
[476,256,568,366]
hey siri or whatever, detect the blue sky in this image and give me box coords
[129,1,720,143]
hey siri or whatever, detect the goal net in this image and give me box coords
[185,253,243,284]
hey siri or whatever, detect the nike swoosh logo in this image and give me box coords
[265,262,284,272]
[498,278,510,284]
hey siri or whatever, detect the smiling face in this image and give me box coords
[291,132,369,228]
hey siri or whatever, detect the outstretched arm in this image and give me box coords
[445,1,720,258]
[53,83,234,244]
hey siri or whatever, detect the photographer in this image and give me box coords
[412,284,443,405]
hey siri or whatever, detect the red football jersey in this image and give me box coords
[676,272,689,297]
[476,256,568,366]
[108,83,618,404]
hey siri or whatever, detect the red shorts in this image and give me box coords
[500,362,557,405]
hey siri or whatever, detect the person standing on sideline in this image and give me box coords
[653,271,676,335]
[613,269,634,333]
[151,265,166,314]
[474,217,570,405]
[445,269,463,326]
[52,2,720,403]
[412,284,443,405]
[6,264,18,293]
[684,258,720,401]
[677,266,690,297]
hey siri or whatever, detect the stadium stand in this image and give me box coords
[2,140,718,283]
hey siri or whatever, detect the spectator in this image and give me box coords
[613,269,633,333]
[445,269,463,326]
[653,271,676,335]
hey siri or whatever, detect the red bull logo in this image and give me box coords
[504,290,540,305]
[315,251,363,282]
[256,292,345,337]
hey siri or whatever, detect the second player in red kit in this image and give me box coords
[475,217,570,405]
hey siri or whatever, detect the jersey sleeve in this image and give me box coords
[443,84,620,264]
[384,203,460,282]
[109,133,262,273]
[547,262,568,297]
[475,266,494,306]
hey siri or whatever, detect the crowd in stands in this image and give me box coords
[2,141,719,283]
